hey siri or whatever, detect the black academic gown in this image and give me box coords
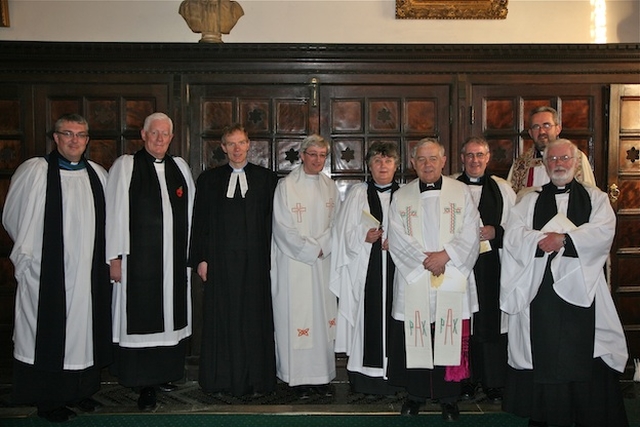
[190,162,278,397]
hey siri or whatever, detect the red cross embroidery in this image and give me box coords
[297,328,310,337]
[328,318,336,328]
[291,203,306,223]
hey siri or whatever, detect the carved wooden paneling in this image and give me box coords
[0,100,20,134]
[472,86,603,183]
[321,85,450,193]
[332,138,365,173]
[188,84,312,176]
[276,100,308,135]
[405,100,437,134]
[332,100,363,133]
[369,100,400,132]
[276,138,305,173]
[0,140,22,171]
[203,99,234,132]
[609,85,640,376]
[619,139,640,175]
[618,257,640,287]
[240,100,270,133]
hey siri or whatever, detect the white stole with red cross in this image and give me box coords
[285,165,337,350]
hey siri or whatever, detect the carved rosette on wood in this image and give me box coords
[179,0,245,43]
[396,0,508,20]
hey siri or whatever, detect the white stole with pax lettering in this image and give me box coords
[395,178,467,368]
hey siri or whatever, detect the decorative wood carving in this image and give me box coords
[396,0,508,20]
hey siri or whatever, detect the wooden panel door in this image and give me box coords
[608,84,640,377]
[319,84,451,197]
[34,84,171,170]
[186,83,315,179]
[470,84,604,186]
[0,84,34,373]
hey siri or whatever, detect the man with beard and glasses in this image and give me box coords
[500,139,628,427]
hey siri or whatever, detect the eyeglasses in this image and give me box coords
[56,130,89,140]
[464,152,487,160]
[303,151,328,160]
[530,123,557,131]
[547,155,574,163]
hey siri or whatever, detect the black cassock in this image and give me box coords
[457,174,507,389]
[190,162,278,397]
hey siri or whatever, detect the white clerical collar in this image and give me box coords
[226,166,248,198]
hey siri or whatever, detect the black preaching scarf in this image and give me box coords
[35,150,111,371]
[127,149,189,335]
[457,174,504,340]
[362,180,400,368]
[530,179,594,382]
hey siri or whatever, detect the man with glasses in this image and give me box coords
[456,137,515,404]
[271,134,340,399]
[500,139,628,427]
[507,106,595,198]
[190,123,278,397]
[3,113,112,422]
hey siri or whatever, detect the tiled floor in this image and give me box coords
[1,355,638,421]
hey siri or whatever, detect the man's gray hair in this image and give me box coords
[411,138,444,158]
[143,112,173,134]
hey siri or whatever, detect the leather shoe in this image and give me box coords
[400,399,421,416]
[294,386,313,400]
[137,387,157,411]
[528,421,548,427]
[315,384,334,397]
[72,397,103,412]
[484,387,503,403]
[37,406,77,423]
[460,381,476,400]
[441,402,460,422]
[157,382,178,392]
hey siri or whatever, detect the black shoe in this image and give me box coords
[294,386,313,400]
[315,384,334,397]
[400,399,421,416]
[157,382,178,392]
[441,402,460,422]
[460,381,477,400]
[528,420,548,427]
[484,387,503,403]
[72,397,103,412]
[37,406,77,423]
[137,387,157,411]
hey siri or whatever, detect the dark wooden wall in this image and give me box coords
[1,42,639,379]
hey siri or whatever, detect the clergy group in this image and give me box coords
[2,110,629,427]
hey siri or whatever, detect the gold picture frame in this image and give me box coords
[1,0,9,27]
[396,0,508,20]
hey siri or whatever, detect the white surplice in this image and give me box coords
[271,165,340,386]
[500,185,628,373]
[106,155,195,348]
[3,158,108,370]
[388,176,480,368]
[330,183,392,379]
